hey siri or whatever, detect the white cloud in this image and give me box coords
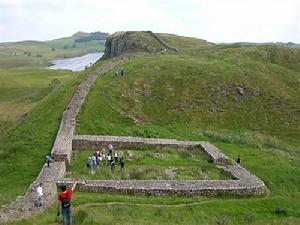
[0,0,299,42]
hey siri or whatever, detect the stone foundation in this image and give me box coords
[66,135,266,197]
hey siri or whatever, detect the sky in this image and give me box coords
[0,0,299,43]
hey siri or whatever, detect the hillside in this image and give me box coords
[0,31,106,67]
[1,31,300,224]
[103,31,212,58]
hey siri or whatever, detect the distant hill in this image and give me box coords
[0,31,107,67]
[225,42,300,49]
[74,31,109,43]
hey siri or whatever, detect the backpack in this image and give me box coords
[61,197,71,208]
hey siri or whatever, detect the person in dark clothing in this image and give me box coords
[110,159,115,172]
[236,155,241,164]
[121,68,124,77]
[120,157,125,170]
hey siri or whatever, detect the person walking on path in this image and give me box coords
[57,178,78,225]
[36,183,44,207]
[45,155,53,167]
[121,68,124,77]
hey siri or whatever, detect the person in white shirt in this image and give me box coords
[37,183,44,207]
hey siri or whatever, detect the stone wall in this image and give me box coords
[57,172,265,197]
[73,135,202,150]
[0,162,65,224]
[69,135,266,197]
[145,31,179,52]
[0,58,125,224]
[51,56,127,165]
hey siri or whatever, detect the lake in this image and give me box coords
[48,52,104,71]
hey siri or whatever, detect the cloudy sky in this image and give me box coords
[0,0,299,43]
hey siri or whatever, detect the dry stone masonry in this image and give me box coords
[67,135,266,196]
[0,52,266,223]
[0,56,126,224]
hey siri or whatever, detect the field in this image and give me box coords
[1,32,300,224]
[67,147,232,180]
[0,33,104,206]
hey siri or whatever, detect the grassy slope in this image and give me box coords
[0,33,105,205]
[78,47,300,145]
[0,35,105,67]
[73,41,300,224]
[1,33,300,224]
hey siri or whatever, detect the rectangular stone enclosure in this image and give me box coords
[57,135,266,196]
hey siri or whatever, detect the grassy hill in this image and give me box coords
[0,32,106,206]
[1,31,300,224]
[0,32,106,67]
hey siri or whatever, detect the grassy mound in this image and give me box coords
[78,45,300,147]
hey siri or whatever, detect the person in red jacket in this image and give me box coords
[57,178,78,225]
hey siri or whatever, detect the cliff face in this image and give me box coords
[103,31,178,58]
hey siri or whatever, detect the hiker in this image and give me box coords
[114,151,118,164]
[57,178,78,225]
[121,68,124,77]
[236,155,241,164]
[108,144,113,156]
[96,154,101,168]
[91,154,97,167]
[107,155,112,167]
[45,155,53,167]
[36,183,44,207]
[120,156,125,170]
[110,158,115,172]
[116,70,119,78]
[86,157,94,174]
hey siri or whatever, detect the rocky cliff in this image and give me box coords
[103,31,178,58]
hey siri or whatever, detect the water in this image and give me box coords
[48,52,104,71]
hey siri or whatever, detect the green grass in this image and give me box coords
[1,32,300,224]
[0,60,105,206]
[0,34,105,67]
[67,147,231,180]
[7,141,300,225]
[77,48,300,145]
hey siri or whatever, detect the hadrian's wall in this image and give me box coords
[68,135,266,196]
[0,51,267,223]
[0,56,127,224]
[51,56,127,165]
[0,162,65,223]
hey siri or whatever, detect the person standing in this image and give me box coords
[57,178,78,225]
[120,156,125,170]
[114,151,118,164]
[36,183,44,207]
[121,68,124,77]
[236,155,241,164]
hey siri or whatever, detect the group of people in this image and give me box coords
[115,68,124,77]
[86,144,125,174]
